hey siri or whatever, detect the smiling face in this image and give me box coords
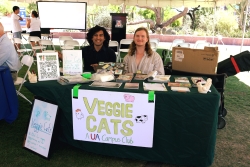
[133,29,149,47]
[92,30,105,47]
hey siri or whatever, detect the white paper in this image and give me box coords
[143,82,167,91]
[63,50,83,75]
[72,90,155,148]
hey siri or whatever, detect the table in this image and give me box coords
[0,66,19,123]
[24,77,220,167]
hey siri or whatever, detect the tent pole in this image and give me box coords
[212,3,217,45]
[240,0,250,52]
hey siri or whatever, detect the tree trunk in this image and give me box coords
[160,7,188,28]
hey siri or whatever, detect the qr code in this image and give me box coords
[39,61,58,79]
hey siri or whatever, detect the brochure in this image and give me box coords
[191,77,207,84]
[171,87,190,92]
[134,74,148,80]
[58,75,91,85]
[124,83,139,89]
[116,75,133,83]
[148,75,171,83]
[174,77,190,83]
[168,82,191,88]
[90,81,122,88]
[143,82,167,91]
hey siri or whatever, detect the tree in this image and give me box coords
[127,5,188,32]
[229,0,249,29]
[0,0,12,16]
[27,2,37,15]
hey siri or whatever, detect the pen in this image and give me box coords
[162,83,166,90]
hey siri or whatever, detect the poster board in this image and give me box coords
[24,98,58,158]
[62,50,83,75]
[72,89,155,148]
[36,52,60,81]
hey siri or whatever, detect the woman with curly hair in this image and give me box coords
[123,27,164,74]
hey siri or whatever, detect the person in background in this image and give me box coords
[123,27,164,75]
[11,6,23,50]
[0,22,21,82]
[82,25,116,71]
[26,10,41,47]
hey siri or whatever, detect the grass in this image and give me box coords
[0,47,250,167]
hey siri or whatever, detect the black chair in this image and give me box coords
[170,70,228,129]
[41,28,53,41]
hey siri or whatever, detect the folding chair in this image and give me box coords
[118,39,133,62]
[165,39,185,62]
[14,55,34,104]
[176,42,190,48]
[150,38,160,48]
[59,36,73,50]
[28,36,45,57]
[216,35,224,45]
[81,39,89,47]
[13,38,32,59]
[39,39,56,53]
[195,42,211,49]
[62,40,80,50]
[150,41,158,51]
[109,40,119,61]
[193,40,207,48]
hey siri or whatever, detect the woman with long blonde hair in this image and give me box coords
[123,27,164,74]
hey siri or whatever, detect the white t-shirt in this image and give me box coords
[11,13,22,33]
[30,18,41,32]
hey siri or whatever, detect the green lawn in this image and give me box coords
[0,47,250,167]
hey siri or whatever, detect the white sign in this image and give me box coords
[24,99,58,158]
[72,90,155,148]
[63,50,83,75]
[36,52,60,81]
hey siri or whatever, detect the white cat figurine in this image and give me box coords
[197,78,212,94]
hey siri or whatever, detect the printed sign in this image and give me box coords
[24,99,58,158]
[72,90,155,148]
[62,50,83,75]
[19,7,26,26]
[36,52,60,81]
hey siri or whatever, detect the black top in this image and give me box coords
[82,45,116,71]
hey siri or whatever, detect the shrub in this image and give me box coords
[215,10,238,36]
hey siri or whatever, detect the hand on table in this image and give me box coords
[90,64,98,72]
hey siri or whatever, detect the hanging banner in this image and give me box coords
[72,89,155,148]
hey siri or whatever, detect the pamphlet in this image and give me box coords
[174,77,190,83]
[116,75,133,83]
[171,87,190,92]
[191,77,207,84]
[168,82,191,88]
[134,74,148,80]
[143,82,167,91]
[90,81,122,88]
[58,75,91,85]
[124,83,139,89]
[148,75,171,83]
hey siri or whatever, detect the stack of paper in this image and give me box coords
[58,75,91,85]
[143,82,167,91]
[148,75,171,83]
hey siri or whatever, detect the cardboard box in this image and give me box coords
[172,46,219,74]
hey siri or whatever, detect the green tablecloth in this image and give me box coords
[24,76,220,167]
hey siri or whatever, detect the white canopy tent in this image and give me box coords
[11,0,242,7]
[9,0,248,49]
